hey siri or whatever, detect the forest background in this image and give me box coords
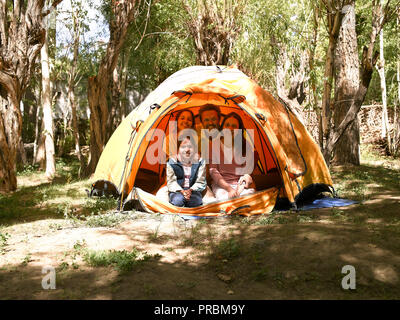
[1,0,400,300]
[0,0,400,192]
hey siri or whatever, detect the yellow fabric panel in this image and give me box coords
[93,109,141,189]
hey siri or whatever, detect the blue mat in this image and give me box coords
[298,197,357,211]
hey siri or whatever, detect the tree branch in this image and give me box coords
[42,0,64,17]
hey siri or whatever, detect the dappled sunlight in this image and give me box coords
[339,254,359,264]
[1,214,400,299]
[296,230,335,242]
[372,265,398,284]
[17,172,51,188]
[2,154,400,298]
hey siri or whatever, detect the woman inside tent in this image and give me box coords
[164,109,196,157]
[209,112,260,200]
[157,109,197,203]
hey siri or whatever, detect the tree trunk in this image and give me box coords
[392,13,400,155]
[272,37,307,125]
[84,0,138,177]
[376,0,390,146]
[69,86,83,168]
[0,0,64,192]
[331,4,360,165]
[321,3,341,148]
[310,4,323,148]
[120,51,129,119]
[33,102,42,166]
[85,75,109,176]
[41,27,56,179]
[320,0,398,164]
[0,96,20,192]
[183,0,242,66]
[34,119,46,169]
[110,66,121,133]
[67,8,84,172]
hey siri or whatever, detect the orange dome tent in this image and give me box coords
[91,65,333,216]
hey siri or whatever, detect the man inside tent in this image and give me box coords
[197,104,222,164]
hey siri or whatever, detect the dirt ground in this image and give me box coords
[1,157,400,300]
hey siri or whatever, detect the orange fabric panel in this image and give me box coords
[136,186,279,217]
[129,95,283,198]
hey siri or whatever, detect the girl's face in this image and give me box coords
[223,116,240,137]
[178,138,194,162]
[177,111,194,132]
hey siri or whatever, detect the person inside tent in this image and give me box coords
[197,104,222,162]
[164,109,196,157]
[156,110,197,203]
[209,112,260,200]
[157,104,222,204]
[167,133,206,207]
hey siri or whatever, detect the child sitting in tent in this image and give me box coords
[166,133,207,207]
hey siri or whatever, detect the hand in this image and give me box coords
[185,189,192,200]
[181,189,192,200]
[236,183,245,196]
[238,174,253,188]
[227,187,239,199]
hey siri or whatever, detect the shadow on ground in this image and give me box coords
[1,161,399,299]
[1,201,400,299]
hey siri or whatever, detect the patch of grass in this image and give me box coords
[49,222,64,231]
[272,272,286,287]
[73,239,87,252]
[57,261,69,272]
[0,193,37,221]
[82,197,118,215]
[297,214,314,223]
[244,213,294,225]
[56,158,81,183]
[252,267,268,282]
[21,254,32,266]
[214,238,241,260]
[181,223,204,246]
[331,208,348,222]
[0,231,10,254]
[84,211,135,228]
[83,248,152,273]
[148,221,162,242]
[361,144,383,162]
[0,159,93,226]
[17,164,40,176]
[56,201,74,216]
[250,214,276,225]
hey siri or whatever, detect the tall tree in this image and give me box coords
[0,0,63,192]
[84,0,139,176]
[182,0,244,66]
[41,12,56,179]
[376,0,390,145]
[331,2,360,165]
[66,0,86,171]
[320,0,400,165]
